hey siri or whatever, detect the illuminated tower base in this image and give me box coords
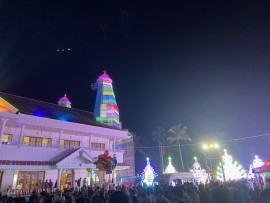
[91,71,121,128]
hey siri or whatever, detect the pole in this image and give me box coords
[178,140,185,171]
[218,149,226,181]
[160,145,164,174]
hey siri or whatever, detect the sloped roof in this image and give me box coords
[0,92,117,129]
[253,159,270,173]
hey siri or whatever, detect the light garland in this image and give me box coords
[217,149,247,181]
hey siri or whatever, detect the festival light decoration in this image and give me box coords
[253,155,264,168]
[92,71,120,128]
[58,94,72,108]
[217,149,247,181]
[164,156,177,174]
[190,156,209,183]
[141,157,157,187]
[94,150,117,174]
[248,155,264,179]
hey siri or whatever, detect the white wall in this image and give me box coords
[73,169,88,187]
[44,170,58,184]
[3,125,116,150]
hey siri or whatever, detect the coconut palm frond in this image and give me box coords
[167,123,191,143]
[152,126,167,145]
[131,132,145,155]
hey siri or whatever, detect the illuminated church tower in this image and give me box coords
[91,71,121,128]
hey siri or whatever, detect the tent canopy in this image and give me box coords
[169,172,195,181]
[253,159,270,173]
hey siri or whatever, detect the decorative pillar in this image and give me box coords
[58,130,63,148]
[0,119,8,148]
[113,137,116,150]
[89,134,92,148]
[57,168,62,189]
[19,125,25,146]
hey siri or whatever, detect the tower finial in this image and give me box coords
[103,70,106,74]
[64,93,67,97]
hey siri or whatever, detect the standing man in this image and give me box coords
[48,179,53,193]
[77,178,81,189]
[83,178,87,188]
[44,180,48,192]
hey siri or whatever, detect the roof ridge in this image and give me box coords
[0,91,94,114]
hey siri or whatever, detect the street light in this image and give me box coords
[202,143,225,181]
[202,144,209,150]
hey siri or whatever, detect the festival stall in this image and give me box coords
[253,159,270,186]
[169,172,195,185]
[253,159,270,174]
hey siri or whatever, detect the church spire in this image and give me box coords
[91,71,121,128]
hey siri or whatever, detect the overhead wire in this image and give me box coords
[135,132,270,149]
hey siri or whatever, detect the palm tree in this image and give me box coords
[167,123,191,171]
[131,132,145,155]
[152,127,167,173]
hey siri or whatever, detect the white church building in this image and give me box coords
[0,72,135,194]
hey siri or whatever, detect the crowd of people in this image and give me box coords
[0,179,270,203]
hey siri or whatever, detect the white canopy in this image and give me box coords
[169,172,195,181]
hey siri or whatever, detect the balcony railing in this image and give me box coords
[1,141,123,152]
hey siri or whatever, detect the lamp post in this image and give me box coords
[202,143,226,181]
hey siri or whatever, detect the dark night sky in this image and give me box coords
[1,0,270,170]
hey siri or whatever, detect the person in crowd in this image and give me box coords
[212,182,230,203]
[186,182,199,203]
[92,191,106,203]
[44,181,48,193]
[54,180,58,190]
[260,187,270,203]
[77,179,81,189]
[48,180,53,193]
[109,191,131,203]
[83,179,87,188]
[198,185,212,203]
[129,190,138,203]
[170,186,185,203]
[235,181,252,203]
[137,188,151,203]
[154,189,169,203]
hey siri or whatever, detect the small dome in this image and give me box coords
[97,70,112,81]
[58,94,71,108]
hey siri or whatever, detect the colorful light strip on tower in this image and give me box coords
[92,71,121,128]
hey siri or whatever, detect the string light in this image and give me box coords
[217,149,247,181]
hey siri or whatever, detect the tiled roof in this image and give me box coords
[0,92,117,129]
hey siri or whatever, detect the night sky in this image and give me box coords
[1,1,270,171]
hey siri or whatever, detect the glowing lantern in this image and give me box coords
[140,157,157,187]
[164,156,177,174]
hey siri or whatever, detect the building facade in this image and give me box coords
[0,72,135,194]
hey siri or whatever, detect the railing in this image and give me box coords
[1,141,123,152]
